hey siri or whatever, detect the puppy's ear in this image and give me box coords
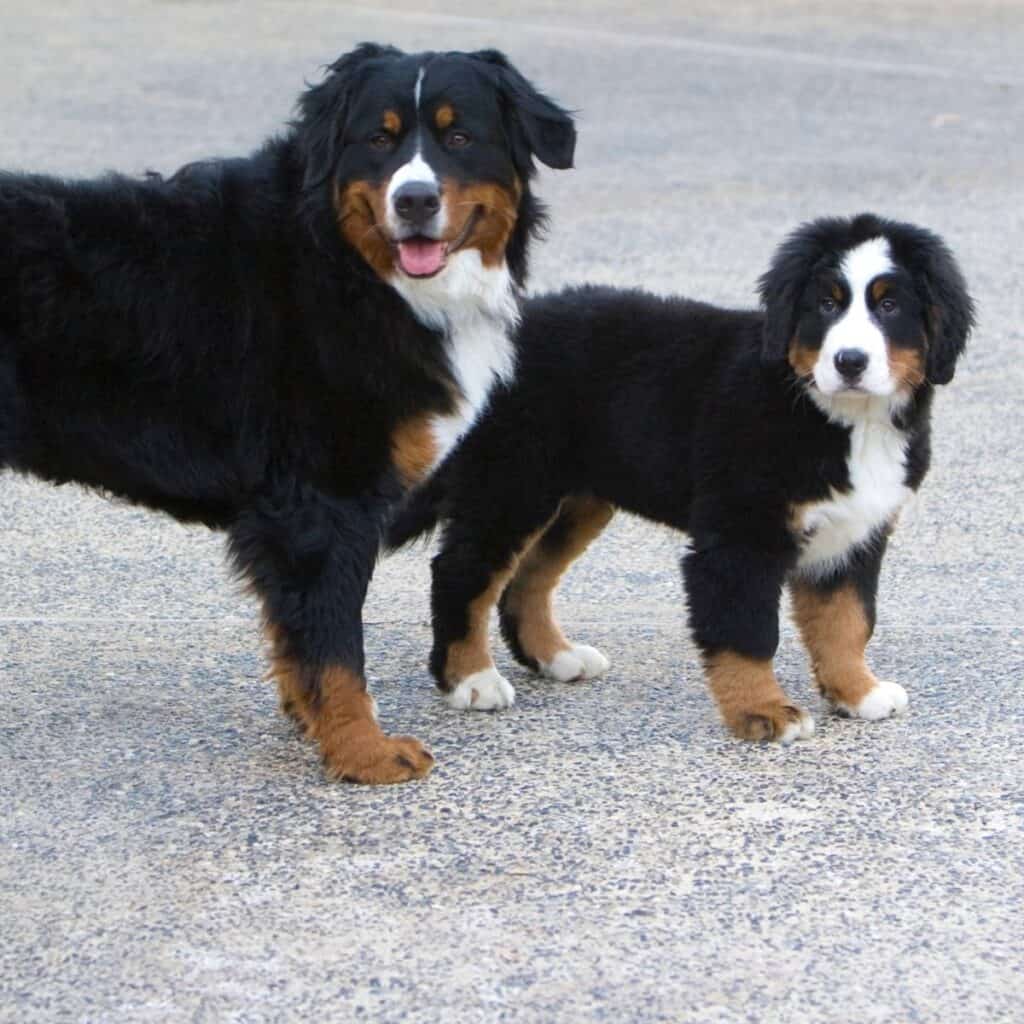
[296,43,403,190]
[471,50,576,173]
[758,229,815,367]
[911,231,975,386]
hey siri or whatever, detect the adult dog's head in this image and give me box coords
[759,214,975,412]
[295,43,575,300]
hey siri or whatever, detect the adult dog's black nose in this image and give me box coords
[393,182,441,228]
[834,348,869,381]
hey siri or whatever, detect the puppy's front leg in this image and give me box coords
[231,488,434,784]
[790,538,907,721]
[683,538,814,744]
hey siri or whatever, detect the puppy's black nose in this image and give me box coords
[834,348,869,381]
[393,182,441,227]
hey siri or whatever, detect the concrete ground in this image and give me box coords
[2,1,1022,1021]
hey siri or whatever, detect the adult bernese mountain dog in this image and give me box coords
[0,43,576,783]
[388,214,974,743]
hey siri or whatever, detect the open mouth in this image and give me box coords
[394,207,482,279]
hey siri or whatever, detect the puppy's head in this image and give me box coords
[296,43,575,287]
[759,214,975,403]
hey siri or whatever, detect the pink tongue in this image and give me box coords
[398,239,446,277]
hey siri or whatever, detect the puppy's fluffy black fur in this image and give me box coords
[0,43,575,783]
[389,214,974,740]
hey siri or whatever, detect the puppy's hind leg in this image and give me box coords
[429,497,563,711]
[498,495,615,682]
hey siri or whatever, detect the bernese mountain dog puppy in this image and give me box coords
[0,43,575,783]
[388,214,974,743]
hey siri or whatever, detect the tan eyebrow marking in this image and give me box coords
[871,279,889,301]
[382,110,401,134]
[831,282,843,302]
[435,104,455,130]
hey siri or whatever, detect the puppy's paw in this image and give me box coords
[838,679,908,721]
[726,702,815,745]
[323,731,434,785]
[541,644,610,682]
[445,667,516,711]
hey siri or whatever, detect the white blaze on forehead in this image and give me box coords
[813,236,896,398]
[840,236,894,292]
[414,66,425,109]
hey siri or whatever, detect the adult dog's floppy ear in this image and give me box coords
[911,229,975,386]
[296,43,403,191]
[471,50,576,173]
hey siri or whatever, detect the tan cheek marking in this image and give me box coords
[787,335,818,379]
[435,104,455,130]
[502,497,615,665]
[382,110,401,135]
[887,342,926,390]
[790,579,878,708]
[334,180,394,278]
[391,414,440,489]
[704,652,804,741]
[441,176,522,267]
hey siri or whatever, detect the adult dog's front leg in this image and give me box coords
[683,540,814,744]
[790,540,907,722]
[232,489,433,784]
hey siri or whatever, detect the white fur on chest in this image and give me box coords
[797,402,912,575]
[388,250,518,472]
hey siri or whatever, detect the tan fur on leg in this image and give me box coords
[705,652,811,742]
[265,624,433,783]
[790,580,879,709]
[502,497,614,665]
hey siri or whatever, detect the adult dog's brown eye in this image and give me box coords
[445,130,471,148]
[820,296,837,314]
[369,133,394,151]
[879,297,899,314]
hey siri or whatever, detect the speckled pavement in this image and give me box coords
[2,3,1022,1022]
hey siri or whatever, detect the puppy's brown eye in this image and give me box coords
[820,297,838,314]
[879,297,899,315]
[445,130,471,149]
[369,133,394,151]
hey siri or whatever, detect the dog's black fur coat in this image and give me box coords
[388,215,974,737]
[0,43,575,781]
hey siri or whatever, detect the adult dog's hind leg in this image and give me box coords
[790,537,907,721]
[233,487,434,784]
[498,495,615,682]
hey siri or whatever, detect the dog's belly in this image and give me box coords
[796,417,912,575]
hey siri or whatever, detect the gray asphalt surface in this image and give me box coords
[2,2,1023,1021]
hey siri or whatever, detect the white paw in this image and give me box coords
[445,668,516,711]
[541,644,610,683]
[778,712,816,745]
[841,680,909,721]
